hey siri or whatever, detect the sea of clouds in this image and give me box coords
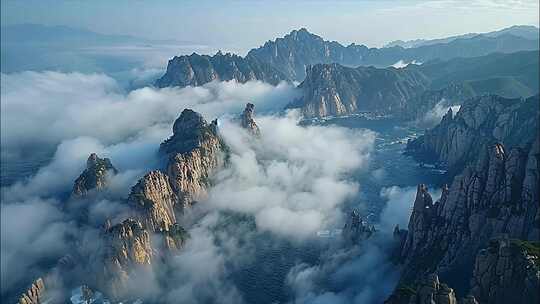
[1,71,415,303]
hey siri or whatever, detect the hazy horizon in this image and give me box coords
[2,0,539,52]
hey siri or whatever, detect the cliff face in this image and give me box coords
[470,239,540,304]
[127,170,177,232]
[101,218,154,300]
[155,51,288,88]
[239,103,261,136]
[17,278,46,304]
[289,63,429,118]
[160,109,225,211]
[400,137,539,281]
[72,153,117,197]
[156,28,538,89]
[406,94,539,169]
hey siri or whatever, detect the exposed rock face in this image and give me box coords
[240,103,261,136]
[18,278,46,304]
[385,274,463,304]
[246,28,539,82]
[406,94,539,169]
[72,153,117,197]
[342,210,375,243]
[156,28,538,89]
[127,170,177,232]
[396,136,539,296]
[470,238,540,304]
[160,109,225,211]
[101,218,154,300]
[155,51,288,88]
[288,63,429,118]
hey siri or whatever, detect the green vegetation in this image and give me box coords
[511,239,540,258]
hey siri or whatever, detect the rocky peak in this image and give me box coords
[240,103,261,136]
[160,109,218,155]
[342,209,375,243]
[289,63,429,118]
[72,153,117,197]
[160,109,225,211]
[127,170,177,232]
[406,94,539,170]
[395,136,539,297]
[101,218,154,300]
[18,278,46,304]
[471,237,539,304]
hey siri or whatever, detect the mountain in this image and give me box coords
[288,63,429,118]
[384,25,539,48]
[386,94,540,303]
[154,51,287,88]
[156,27,539,88]
[406,94,539,170]
[291,50,538,119]
[71,153,118,197]
[416,50,539,94]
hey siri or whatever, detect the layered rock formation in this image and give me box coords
[407,94,539,169]
[155,51,288,88]
[240,103,261,136]
[288,63,429,118]
[72,153,117,197]
[160,109,225,210]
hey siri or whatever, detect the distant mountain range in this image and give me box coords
[292,50,539,118]
[383,25,539,48]
[156,26,539,87]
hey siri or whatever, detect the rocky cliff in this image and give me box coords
[406,94,539,169]
[156,28,539,88]
[390,131,539,303]
[100,218,154,300]
[155,51,288,88]
[470,238,540,304]
[17,278,47,304]
[160,109,225,211]
[288,63,429,118]
[127,170,178,232]
[239,103,261,136]
[72,153,117,197]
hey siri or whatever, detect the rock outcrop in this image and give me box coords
[342,210,375,243]
[72,153,117,197]
[470,238,540,304]
[406,94,539,169]
[400,137,540,281]
[385,274,468,304]
[18,278,47,304]
[240,103,261,136]
[155,51,288,88]
[127,170,177,232]
[101,218,154,300]
[288,63,429,118]
[160,109,225,211]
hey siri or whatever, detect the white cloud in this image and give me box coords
[206,113,375,240]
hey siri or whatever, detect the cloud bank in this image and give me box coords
[1,70,386,303]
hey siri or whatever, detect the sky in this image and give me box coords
[1,0,539,51]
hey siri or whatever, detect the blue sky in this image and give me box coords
[2,0,539,50]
